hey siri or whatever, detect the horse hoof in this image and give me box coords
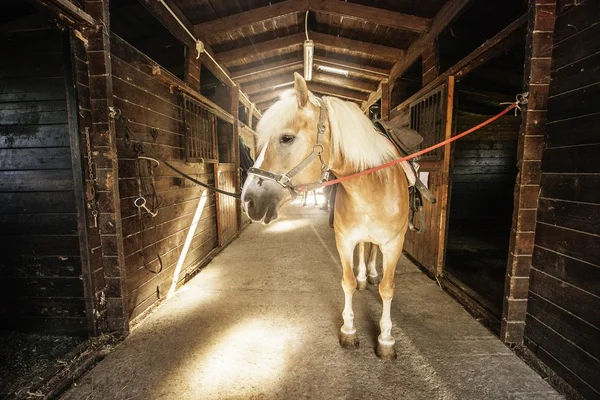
[339,332,359,348]
[368,275,380,286]
[357,279,368,290]
[376,343,396,360]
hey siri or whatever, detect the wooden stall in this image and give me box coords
[0,25,88,336]
[1,0,599,398]
[521,1,600,398]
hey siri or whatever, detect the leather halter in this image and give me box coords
[247,99,328,198]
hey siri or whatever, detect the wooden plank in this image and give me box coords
[151,66,235,124]
[436,76,454,276]
[540,174,600,204]
[29,0,96,27]
[0,124,70,148]
[528,291,600,361]
[361,84,382,113]
[546,112,600,148]
[194,0,307,38]
[215,33,305,64]
[0,170,74,192]
[243,70,376,94]
[525,313,600,394]
[314,56,389,79]
[0,147,72,170]
[389,0,472,84]
[312,72,377,93]
[0,255,81,278]
[549,51,600,97]
[309,0,429,33]
[310,31,405,60]
[232,59,303,81]
[552,21,600,71]
[541,144,600,174]
[532,246,600,297]
[0,234,80,256]
[0,214,77,235]
[535,222,600,267]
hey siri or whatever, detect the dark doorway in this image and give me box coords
[444,45,524,322]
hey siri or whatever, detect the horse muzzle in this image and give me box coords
[241,177,288,224]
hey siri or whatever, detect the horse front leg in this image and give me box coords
[356,242,368,290]
[377,236,404,359]
[336,236,359,348]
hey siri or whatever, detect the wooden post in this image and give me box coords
[422,38,440,86]
[501,0,556,344]
[80,0,128,334]
[436,75,455,276]
[184,46,201,92]
[381,82,390,121]
[231,89,241,230]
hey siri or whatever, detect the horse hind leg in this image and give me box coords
[337,237,359,348]
[367,243,380,286]
[356,242,368,290]
[376,237,404,359]
[312,190,318,206]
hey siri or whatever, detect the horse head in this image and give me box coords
[241,72,330,224]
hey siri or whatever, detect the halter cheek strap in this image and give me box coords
[247,99,328,196]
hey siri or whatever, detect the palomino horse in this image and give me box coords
[242,73,409,358]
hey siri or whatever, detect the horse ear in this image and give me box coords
[294,72,309,108]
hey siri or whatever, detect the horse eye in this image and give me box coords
[279,134,295,144]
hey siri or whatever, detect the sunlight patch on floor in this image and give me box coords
[263,217,309,234]
[185,319,300,398]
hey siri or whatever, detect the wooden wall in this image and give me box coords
[110,34,218,321]
[524,1,600,398]
[0,29,86,335]
[448,112,520,226]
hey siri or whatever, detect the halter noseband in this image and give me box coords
[247,99,328,197]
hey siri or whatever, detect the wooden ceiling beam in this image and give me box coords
[193,0,430,39]
[215,33,305,64]
[194,0,307,38]
[232,59,304,81]
[216,31,404,64]
[243,74,296,95]
[311,72,378,93]
[310,0,430,33]
[389,0,472,84]
[310,32,405,60]
[242,70,377,95]
[313,57,389,79]
[250,82,369,104]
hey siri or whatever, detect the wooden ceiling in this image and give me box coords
[171,0,448,111]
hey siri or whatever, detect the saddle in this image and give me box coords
[372,119,436,233]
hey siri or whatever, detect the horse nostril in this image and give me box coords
[247,197,254,210]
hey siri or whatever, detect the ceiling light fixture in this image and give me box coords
[303,10,314,81]
[317,65,349,77]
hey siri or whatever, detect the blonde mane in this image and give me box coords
[256,92,396,169]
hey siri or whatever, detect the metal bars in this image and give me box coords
[182,94,217,163]
[409,84,447,161]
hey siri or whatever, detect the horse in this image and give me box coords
[241,72,409,359]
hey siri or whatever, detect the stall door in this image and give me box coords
[403,76,455,277]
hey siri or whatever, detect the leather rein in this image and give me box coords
[246,99,329,198]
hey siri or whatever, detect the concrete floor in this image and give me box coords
[61,203,562,400]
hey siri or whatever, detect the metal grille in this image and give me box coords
[409,84,447,161]
[182,94,217,162]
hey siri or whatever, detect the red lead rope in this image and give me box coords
[298,102,519,192]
